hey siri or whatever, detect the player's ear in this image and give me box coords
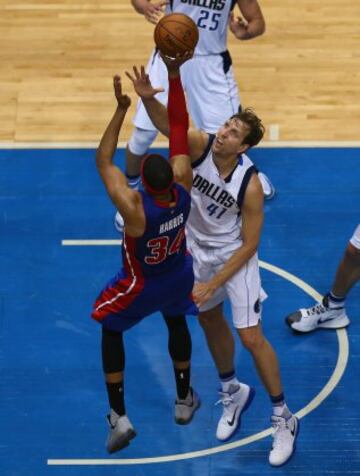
[237,143,249,155]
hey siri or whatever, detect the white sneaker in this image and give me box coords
[215,383,255,441]
[106,414,136,454]
[286,295,350,333]
[175,387,201,424]
[269,414,299,466]
[114,211,124,233]
[258,172,276,200]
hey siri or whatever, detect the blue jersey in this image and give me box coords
[92,184,197,331]
[122,183,191,277]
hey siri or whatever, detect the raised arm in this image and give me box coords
[166,61,192,192]
[127,64,209,162]
[96,76,144,235]
[230,0,266,40]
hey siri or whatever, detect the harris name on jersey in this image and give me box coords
[159,213,185,234]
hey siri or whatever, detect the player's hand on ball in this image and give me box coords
[143,1,167,25]
[126,65,165,99]
[113,75,131,109]
[193,281,217,308]
[160,50,194,71]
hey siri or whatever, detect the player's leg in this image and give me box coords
[286,225,360,333]
[102,326,136,453]
[182,54,275,199]
[227,253,298,465]
[162,314,200,424]
[198,303,255,441]
[237,324,299,466]
[187,236,255,440]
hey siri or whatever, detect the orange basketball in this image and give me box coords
[154,13,199,58]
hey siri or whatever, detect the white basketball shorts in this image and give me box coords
[350,224,360,250]
[187,237,267,329]
[133,50,240,134]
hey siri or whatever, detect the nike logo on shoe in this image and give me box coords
[227,408,238,426]
[317,316,336,324]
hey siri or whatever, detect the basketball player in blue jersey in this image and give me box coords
[127,61,299,467]
[92,64,200,453]
[114,0,275,232]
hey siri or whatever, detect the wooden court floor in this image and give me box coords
[0,0,359,143]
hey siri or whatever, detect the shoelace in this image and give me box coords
[215,392,234,407]
[272,418,293,445]
[305,303,327,317]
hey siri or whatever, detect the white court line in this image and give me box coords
[62,239,122,246]
[48,256,349,466]
[2,140,360,149]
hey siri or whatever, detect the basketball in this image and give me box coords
[154,13,199,58]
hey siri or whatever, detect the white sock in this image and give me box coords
[126,175,141,190]
[327,292,345,309]
[221,376,240,393]
[273,403,291,419]
[110,409,120,426]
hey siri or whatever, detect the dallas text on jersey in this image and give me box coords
[193,174,235,208]
[180,0,226,11]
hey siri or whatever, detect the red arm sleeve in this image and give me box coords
[168,76,189,158]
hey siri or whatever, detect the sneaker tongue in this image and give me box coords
[227,383,240,395]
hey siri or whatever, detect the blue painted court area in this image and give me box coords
[0,146,359,476]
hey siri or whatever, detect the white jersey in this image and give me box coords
[187,135,257,248]
[166,0,235,55]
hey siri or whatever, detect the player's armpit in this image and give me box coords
[188,129,209,162]
[113,187,146,237]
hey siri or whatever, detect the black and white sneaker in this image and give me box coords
[106,414,136,454]
[269,414,299,466]
[114,211,124,233]
[215,383,255,441]
[286,295,350,333]
[175,387,200,425]
[258,172,276,200]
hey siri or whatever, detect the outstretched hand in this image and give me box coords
[113,75,131,109]
[126,65,165,99]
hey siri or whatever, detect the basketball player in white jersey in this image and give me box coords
[115,0,274,232]
[126,59,299,467]
[286,224,360,332]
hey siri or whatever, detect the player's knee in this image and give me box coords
[346,242,360,264]
[101,327,125,374]
[198,308,225,330]
[238,328,265,353]
[164,315,191,362]
[127,127,158,156]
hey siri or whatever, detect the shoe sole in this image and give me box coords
[107,429,137,454]
[217,386,256,442]
[175,398,201,425]
[286,316,350,333]
[269,416,300,467]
